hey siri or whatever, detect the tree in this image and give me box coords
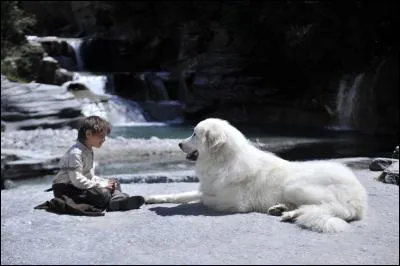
[1,1,36,59]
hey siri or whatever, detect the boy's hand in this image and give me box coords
[107,179,116,193]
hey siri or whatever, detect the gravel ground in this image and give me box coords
[1,167,398,265]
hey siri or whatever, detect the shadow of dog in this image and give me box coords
[148,202,236,217]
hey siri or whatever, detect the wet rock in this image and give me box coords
[1,149,61,180]
[2,179,17,190]
[377,161,399,185]
[36,56,59,84]
[1,76,83,130]
[393,146,399,159]
[369,158,397,171]
[27,36,82,70]
[54,68,74,85]
[4,158,60,180]
[66,82,89,91]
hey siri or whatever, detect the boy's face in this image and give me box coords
[85,129,107,148]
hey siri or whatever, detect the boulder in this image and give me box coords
[369,158,398,171]
[65,82,90,91]
[54,68,74,85]
[36,56,59,84]
[27,36,82,70]
[377,161,399,185]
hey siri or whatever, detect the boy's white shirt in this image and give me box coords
[53,141,109,189]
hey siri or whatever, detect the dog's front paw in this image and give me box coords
[281,210,300,222]
[144,195,169,204]
[144,196,157,204]
[267,203,288,216]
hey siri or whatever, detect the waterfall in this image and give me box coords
[63,38,85,71]
[145,72,170,101]
[80,96,148,125]
[58,37,149,125]
[70,72,108,95]
[27,35,182,125]
[335,73,365,130]
[63,73,148,125]
[333,60,384,132]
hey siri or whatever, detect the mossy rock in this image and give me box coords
[1,42,45,82]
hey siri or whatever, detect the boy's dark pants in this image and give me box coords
[52,181,130,211]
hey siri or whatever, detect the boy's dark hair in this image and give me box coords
[77,116,111,142]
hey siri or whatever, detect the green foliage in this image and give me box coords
[0,60,29,83]
[1,1,38,82]
[1,42,43,82]
[1,1,36,59]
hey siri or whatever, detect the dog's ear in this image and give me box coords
[204,129,226,150]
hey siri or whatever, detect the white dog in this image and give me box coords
[145,118,367,233]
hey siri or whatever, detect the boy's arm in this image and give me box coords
[66,152,101,190]
[89,169,109,188]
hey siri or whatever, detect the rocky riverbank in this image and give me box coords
[1,128,183,181]
[1,75,83,131]
[0,127,351,182]
[1,70,398,186]
[2,126,399,189]
[0,127,312,181]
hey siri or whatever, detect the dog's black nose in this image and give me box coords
[178,143,182,148]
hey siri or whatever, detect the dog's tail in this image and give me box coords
[291,203,363,233]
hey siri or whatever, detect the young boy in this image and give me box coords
[51,115,144,211]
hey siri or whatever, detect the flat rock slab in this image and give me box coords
[1,168,398,265]
[105,170,198,184]
[1,77,82,130]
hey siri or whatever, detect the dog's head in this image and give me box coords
[178,118,231,161]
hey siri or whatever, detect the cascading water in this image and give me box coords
[62,72,148,125]
[335,73,365,130]
[62,38,150,125]
[333,59,383,133]
[69,72,108,95]
[27,35,183,125]
[64,38,85,71]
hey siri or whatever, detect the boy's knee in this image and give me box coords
[87,187,111,208]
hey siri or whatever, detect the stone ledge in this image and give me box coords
[104,170,198,184]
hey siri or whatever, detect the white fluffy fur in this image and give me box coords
[145,118,367,233]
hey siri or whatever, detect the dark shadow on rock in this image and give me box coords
[148,202,234,217]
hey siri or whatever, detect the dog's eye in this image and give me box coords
[193,133,196,137]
